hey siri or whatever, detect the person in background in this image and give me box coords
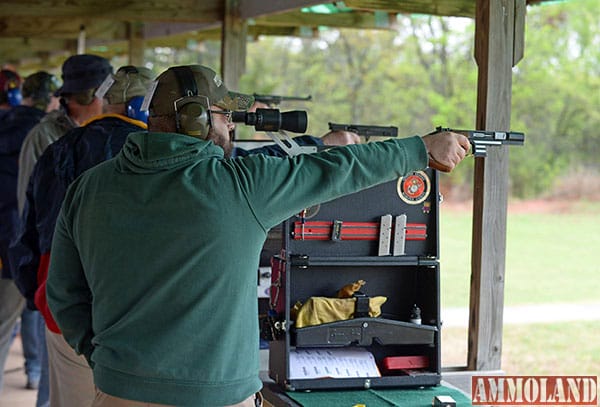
[16,54,113,215]
[46,64,469,407]
[0,68,26,397]
[11,54,109,406]
[17,72,61,401]
[11,65,152,407]
[0,70,58,406]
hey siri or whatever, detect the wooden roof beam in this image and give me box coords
[0,17,127,40]
[0,0,222,22]
[252,9,396,30]
[0,37,72,63]
[143,22,219,41]
[238,0,324,20]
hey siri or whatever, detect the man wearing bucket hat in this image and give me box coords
[46,64,469,407]
[16,54,112,214]
[11,65,153,407]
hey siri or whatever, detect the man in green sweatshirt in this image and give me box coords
[46,64,469,407]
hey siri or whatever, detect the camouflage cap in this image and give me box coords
[22,71,60,99]
[148,65,254,116]
[103,65,154,105]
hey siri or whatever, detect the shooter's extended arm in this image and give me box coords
[435,126,525,157]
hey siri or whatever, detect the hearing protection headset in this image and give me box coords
[115,66,149,123]
[127,96,148,123]
[7,85,22,107]
[0,70,23,107]
[171,66,211,138]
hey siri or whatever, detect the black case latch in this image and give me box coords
[353,291,370,318]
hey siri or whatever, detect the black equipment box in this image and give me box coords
[267,169,442,391]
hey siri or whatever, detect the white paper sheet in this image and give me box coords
[289,347,381,379]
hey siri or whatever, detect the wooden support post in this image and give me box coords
[127,22,145,66]
[77,25,86,54]
[221,0,247,91]
[468,0,525,371]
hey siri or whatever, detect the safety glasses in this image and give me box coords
[209,109,233,123]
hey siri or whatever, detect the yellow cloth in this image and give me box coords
[293,296,387,328]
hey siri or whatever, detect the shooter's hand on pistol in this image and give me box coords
[422,130,470,172]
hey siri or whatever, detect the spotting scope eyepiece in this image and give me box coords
[231,108,308,133]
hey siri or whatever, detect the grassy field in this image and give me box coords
[437,199,600,374]
[442,321,600,375]
[439,200,600,307]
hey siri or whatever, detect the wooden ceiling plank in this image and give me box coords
[0,0,222,22]
[253,9,392,30]
[0,17,126,40]
[143,22,219,40]
[247,26,300,37]
[0,37,72,63]
[239,0,325,20]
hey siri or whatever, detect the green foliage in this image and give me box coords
[512,0,600,184]
[509,147,569,198]
[143,43,221,75]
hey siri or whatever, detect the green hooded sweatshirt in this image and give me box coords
[47,131,427,406]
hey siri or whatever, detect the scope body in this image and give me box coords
[232,109,307,133]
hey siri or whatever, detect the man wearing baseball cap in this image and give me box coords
[47,64,469,406]
[149,65,360,158]
[11,65,152,407]
[16,54,112,214]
